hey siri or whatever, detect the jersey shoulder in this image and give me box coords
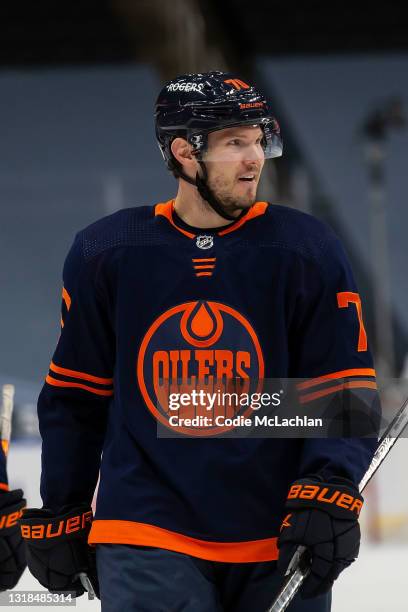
[75,205,165,261]
[259,203,341,265]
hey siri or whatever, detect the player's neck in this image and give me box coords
[173,182,240,229]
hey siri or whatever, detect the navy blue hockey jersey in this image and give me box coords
[38,200,379,562]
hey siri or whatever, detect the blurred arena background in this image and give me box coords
[0,2,407,609]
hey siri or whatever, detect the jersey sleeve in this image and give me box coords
[290,231,381,485]
[38,234,115,512]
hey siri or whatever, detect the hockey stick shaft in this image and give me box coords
[267,395,408,612]
[0,384,15,455]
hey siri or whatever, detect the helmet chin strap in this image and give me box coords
[176,162,246,223]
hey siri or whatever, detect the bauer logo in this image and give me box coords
[196,235,213,250]
[137,301,264,436]
[239,102,264,109]
[0,507,24,530]
[20,510,93,540]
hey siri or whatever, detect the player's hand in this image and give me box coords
[0,488,26,591]
[277,475,363,598]
[19,504,99,598]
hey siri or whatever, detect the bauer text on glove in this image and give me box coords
[19,504,98,598]
[277,475,363,598]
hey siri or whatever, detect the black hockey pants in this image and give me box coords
[96,544,331,612]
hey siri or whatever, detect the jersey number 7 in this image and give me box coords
[337,292,368,352]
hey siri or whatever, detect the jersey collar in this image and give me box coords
[155,199,268,239]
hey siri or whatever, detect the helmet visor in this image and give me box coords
[187,119,283,163]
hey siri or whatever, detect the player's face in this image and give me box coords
[203,126,265,213]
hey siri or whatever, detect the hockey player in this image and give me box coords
[20,72,380,611]
[0,443,26,590]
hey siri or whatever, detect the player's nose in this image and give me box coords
[241,158,261,173]
[243,147,264,164]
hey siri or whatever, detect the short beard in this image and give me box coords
[205,175,257,216]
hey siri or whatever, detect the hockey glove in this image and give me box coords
[277,475,363,598]
[0,489,26,591]
[19,504,99,598]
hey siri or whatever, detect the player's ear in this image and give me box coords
[171,138,195,168]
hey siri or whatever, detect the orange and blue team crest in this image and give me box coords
[137,300,264,435]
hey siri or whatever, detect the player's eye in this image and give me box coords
[227,139,242,146]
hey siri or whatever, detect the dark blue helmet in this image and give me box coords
[155,71,283,173]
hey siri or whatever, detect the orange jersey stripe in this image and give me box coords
[218,201,268,236]
[192,258,216,262]
[89,520,279,563]
[155,201,269,239]
[296,368,376,391]
[0,483,9,491]
[50,361,113,385]
[62,286,72,311]
[1,440,9,456]
[193,265,215,270]
[196,272,213,277]
[46,375,113,397]
[155,201,195,239]
[299,380,377,404]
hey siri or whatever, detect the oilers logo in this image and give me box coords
[137,301,264,436]
[196,235,213,250]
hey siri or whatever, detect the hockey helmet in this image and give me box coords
[155,71,283,171]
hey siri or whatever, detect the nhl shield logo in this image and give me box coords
[196,235,213,250]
